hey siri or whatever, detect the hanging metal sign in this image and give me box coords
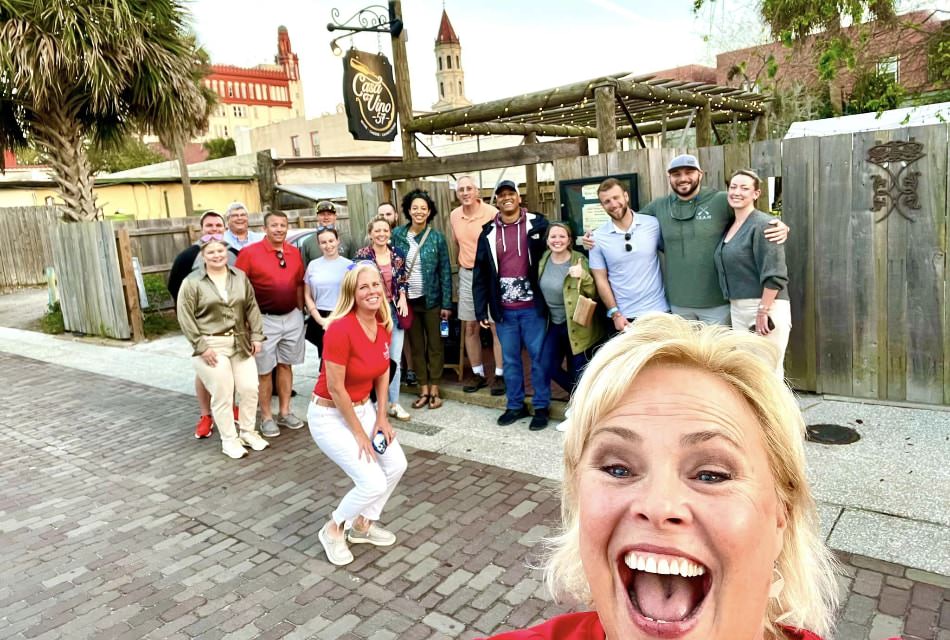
[342,49,398,142]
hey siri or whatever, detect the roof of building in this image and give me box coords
[436,10,459,45]
[785,101,950,138]
[97,153,258,182]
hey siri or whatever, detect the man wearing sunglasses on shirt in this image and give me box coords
[235,211,306,438]
[589,177,668,334]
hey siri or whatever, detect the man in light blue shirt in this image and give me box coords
[223,201,264,251]
[589,177,668,334]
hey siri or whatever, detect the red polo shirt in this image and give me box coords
[234,240,304,314]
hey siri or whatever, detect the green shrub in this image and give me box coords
[42,302,65,334]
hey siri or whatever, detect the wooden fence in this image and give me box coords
[50,222,131,339]
[552,123,950,404]
[0,206,62,289]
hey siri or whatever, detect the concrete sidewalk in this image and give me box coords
[1,327,948,580]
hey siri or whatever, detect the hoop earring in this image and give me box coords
[769,567,785,599]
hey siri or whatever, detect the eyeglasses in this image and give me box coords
[200,233,224,243]
[275,250,286,268]
[624,232,633,253]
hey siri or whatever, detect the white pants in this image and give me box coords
[191,336,259,443]
[730,298,792,378]
[307,401,408,526]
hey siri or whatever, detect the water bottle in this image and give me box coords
[440,318,449,337]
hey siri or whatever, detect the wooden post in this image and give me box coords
[696,98,712,148]
[115,227,145,342]
[594,83,617,153]
[752,113,769,141]
[390,0,418,161]
[256,151,277,212]
[524,133,540,212]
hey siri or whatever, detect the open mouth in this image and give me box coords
[620,550,711,636]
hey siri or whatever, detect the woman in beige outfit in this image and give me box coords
[177,235,269,459]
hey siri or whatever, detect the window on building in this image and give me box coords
[223,126,229,137]
[447,56,452,69]
[290,135,300,157]
[440,81,444,97]
[227,82,233,97]
[456,55,459,68]
[438,57,443,71]
[233,105,245,118]
[310,131,320,156]
[877,56,899,83]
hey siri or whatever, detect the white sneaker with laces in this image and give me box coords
[319,523,354,566]
[346,523,396,547]
[221,438,248,459]
[389,403,410,421]
[240,431,270,451]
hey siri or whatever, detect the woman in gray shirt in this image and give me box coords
[714,169,791,377]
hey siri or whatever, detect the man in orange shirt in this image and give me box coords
[450,176,504,395]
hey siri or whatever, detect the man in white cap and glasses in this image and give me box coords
[223,201,264,251]
[585,154,788,325]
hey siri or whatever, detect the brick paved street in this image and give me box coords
[0,352,947,639]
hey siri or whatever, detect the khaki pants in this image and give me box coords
[730,299,792,379]
[192,336,259,444]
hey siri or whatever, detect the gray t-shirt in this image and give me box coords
[539,258,571,324]
[304,256,353,310]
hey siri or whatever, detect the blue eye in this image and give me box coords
[696,470,731,483]
[601,465,630,478]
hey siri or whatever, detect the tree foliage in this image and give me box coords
[88,136,165,174]
[203,137,236,160]
[0,1,215,221]
[845,70,905,114]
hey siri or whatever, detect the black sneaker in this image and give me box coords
[497,405,530,426]
[529,408,550,431]
[490,377,506,397]
[463,374,488,393]
[405,370,418,386]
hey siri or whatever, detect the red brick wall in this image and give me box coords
[715,10,945,96]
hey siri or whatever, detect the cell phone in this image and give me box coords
[440,319,449,337]
[372,430,388,454]
[749,316,776,332]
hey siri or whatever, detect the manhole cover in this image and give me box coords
[806,423,860,445]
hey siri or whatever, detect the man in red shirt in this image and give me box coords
[234,211,306,437]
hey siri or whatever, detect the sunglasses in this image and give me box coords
[624,232,633,253]
[346,260,379,271]
[275,250,286,268]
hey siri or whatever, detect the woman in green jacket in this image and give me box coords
[536,223,605,405]
[391,189,453,410]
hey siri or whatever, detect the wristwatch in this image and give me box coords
[606,306,620,319]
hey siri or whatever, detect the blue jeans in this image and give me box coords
[496,307,548,410]
[388,301,405,404]
[540,321,589,397]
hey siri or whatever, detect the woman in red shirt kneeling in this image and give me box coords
[309,261,408,567]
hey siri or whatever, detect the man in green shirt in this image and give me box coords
[585,154,788,325]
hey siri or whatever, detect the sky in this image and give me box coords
[186,0,944,120]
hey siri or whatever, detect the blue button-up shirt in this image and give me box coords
[224,229,264,251]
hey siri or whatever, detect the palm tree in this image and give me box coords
[0,1,214,221]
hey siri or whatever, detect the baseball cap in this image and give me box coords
[494,180,518,195]
[199,209,223,224]
[667,154,702,172]
[316,200,336,213]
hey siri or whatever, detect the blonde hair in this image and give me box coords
[367,214,394,234]
[545,313,838,639]
[326,261,393,333]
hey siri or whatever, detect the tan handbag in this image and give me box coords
[573,294,597,327]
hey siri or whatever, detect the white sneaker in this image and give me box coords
[346,523,396,547]
[389,403,410,421]
[319,523,354,566]
[240,431,270,451]
[221,438,248,459]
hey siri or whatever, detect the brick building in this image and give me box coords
[715,10,947,98]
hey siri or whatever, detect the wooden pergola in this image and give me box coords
[373,71,769,194]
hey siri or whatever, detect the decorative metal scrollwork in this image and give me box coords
[327,4,403,55]
[867,138,925,223]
